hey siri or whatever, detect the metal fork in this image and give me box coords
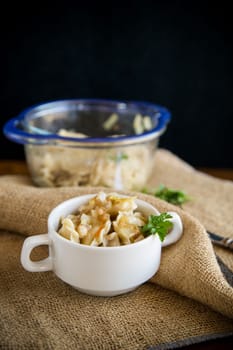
[207,231,233,251]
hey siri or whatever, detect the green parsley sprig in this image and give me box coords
[142,184,190,206]
[141,213,173,242]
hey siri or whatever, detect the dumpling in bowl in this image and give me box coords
[59,215,81,243]
[80,210,111,246]
[107,194,137,217]
[113,211,146,245]
[103,232,121,247]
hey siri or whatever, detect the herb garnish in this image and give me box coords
[109,153,128,162]
[142,184,190,206]
[141,213,173,242]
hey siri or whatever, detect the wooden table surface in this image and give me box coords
[0,160,233,350]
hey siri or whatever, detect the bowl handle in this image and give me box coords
[20,234,53,272]
[161,211,183,247]
[3,116,51,145]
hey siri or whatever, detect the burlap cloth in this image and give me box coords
[0,149,233,350]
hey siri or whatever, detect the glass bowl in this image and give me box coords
[3,99,171,190]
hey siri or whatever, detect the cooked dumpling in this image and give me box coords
[58,216,80,243]
[103,232,121,247]
[113,212,145,245]
[90,220,112,246]
[80,210,111,246]
[107,194,137,216]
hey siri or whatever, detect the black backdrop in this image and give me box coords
[1,1,233,167]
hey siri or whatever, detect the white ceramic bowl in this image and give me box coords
[20,193,183,296]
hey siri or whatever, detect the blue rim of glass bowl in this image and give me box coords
[3,98,171,147]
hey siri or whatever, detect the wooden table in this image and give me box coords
[0,160,232,350]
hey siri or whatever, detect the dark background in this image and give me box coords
[1,1,233,167]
